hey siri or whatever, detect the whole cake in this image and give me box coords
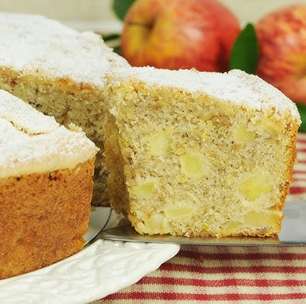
[0,13,127,205]
[0,90,97,279]
[104,68,301,238]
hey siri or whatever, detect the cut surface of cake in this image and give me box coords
[0,90,98,279]
[0,13,127,205]
[104,68,301,238]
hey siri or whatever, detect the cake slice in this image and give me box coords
[0,13,128,205]
[104,68,300,238]
[0,90,98,279]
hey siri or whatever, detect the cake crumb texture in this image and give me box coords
[113,68,300,120]
[105,69,300,238]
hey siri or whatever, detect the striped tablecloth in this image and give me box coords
[102,133,306,304]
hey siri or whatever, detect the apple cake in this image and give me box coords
[0,13,127,205]
[104,68,300,238]
[0,90,98,279]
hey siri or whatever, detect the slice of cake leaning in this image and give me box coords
[0,13,128,205]
[0,90,98,279]
[104,68,301,238]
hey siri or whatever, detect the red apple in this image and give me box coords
[257,5,306,104]
[121,0,240,72]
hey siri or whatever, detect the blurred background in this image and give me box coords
[0,0,304,32]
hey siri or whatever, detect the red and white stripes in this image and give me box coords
[290,134,306,197]
[104,247,306,303]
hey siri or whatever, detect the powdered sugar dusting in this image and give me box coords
[116,67,301,120]
[0,90,58,134]
[0,90,98,178]
[0,13,127,86]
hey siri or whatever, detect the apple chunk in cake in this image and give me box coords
[104,68,300,238]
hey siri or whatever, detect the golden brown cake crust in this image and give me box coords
[0,159,94,279]
[280,124,299,207]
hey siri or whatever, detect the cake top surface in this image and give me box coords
[0,90,98,178]
[0,13,127,86]
[116,68,300,121]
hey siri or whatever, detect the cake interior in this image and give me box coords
[105,81,298,238]
[0,160,94,279]
[0,68,107,204]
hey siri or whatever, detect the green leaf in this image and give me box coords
[297,104,306,133]
[230,23,259,74]
[113,46,122,55]
[102,33,121,42]
[112,0,135,21]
